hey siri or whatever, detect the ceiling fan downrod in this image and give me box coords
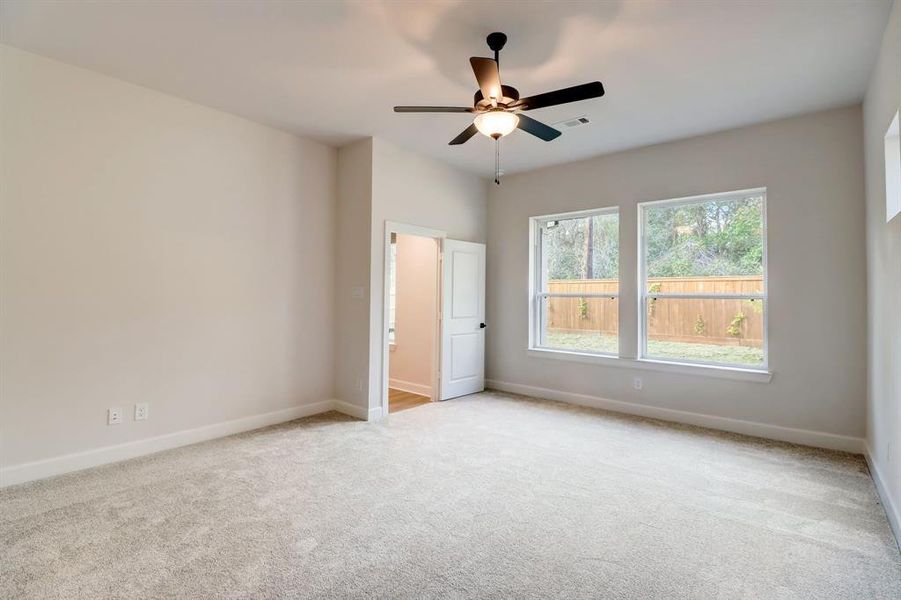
[486,31,507,66]
[488,32,507,185]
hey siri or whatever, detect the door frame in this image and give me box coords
[381,221,446,418]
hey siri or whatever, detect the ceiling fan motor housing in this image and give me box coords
[474,85,520,111]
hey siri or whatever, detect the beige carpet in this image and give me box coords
[2,391,900,599]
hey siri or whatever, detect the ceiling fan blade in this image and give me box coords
[394,106,474,113]
[470,57,502,105]
[449,123,479,145]
[510,81,605,111]
[516,114,562,141]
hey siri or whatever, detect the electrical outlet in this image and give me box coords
[134,403,149,421]
[633,377,643,391]
[108,407,123,425]
[356,378,363,392]
[887,442,893,463]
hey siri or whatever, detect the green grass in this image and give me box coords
[545,331,764,367]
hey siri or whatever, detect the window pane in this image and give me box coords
[542,212,619,292]
[541,296,618,355]
[644,193,764,288]
[645,297,765,367]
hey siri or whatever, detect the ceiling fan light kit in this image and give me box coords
[394,32,605,184]
[474,110,519,138]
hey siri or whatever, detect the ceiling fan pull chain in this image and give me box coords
[494,137,500,185]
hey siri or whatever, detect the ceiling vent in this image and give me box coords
[553,116,590,130]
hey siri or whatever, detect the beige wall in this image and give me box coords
[0,46,337,468]
[389,234,438,394]
[334,139,373,410]
[864,0,901,536]
[487,105,867,440]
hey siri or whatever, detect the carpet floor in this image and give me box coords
[2,391,900,599]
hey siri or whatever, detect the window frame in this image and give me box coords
[637,187,768,370]
[529,206,620,357]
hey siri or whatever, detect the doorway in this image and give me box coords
[381,222,486,417]
[385,229,441,414]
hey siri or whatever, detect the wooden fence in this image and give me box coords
[546,276,763,347]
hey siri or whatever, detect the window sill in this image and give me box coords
[526,348,772,383]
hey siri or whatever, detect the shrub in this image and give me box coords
[694,314,706,335]
[726,312,747,337]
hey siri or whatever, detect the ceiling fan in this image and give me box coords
[394,32,605,182]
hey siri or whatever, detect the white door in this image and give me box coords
[440,239,486,400]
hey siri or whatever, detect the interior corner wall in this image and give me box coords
[487,105,867,442]
[334,138,373,409]
[863,0,901,536]
[0,46,338,471]
[368,139,488,412]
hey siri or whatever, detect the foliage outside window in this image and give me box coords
[532,208,619,355]
[640,189,767,368]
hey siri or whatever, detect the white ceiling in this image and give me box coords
[0,0,892,176]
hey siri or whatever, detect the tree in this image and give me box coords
[544,214,619,281]
[644,195,763,277]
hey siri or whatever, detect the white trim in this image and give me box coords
[1,400,339,488]
[486,379,861,453]
[529,207,621,352]
[639,186,767,208]
[864,443,901,548]
[637,187,769,371]
[526,347,772,383]
[532,205,620,222]
[388,378,433,397]
[384,221,447,241]
[537,292,619,299]
[884,109,900,223]
[645,293,765,300]
[332,399,373,421]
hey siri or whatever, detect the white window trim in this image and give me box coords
[526,190,772,383]
[526,347,772,383]
[637,187,769,372]
[529,206,620,357]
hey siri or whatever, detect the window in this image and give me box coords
[531,208,619,355]
[639,189,766,369]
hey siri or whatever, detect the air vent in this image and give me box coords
[553,116,590,130]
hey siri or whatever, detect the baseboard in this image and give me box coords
[864,443,901,549]
[388,378,432,397]
[1,400,339,488]
[486,379,864,454]
[332,400,371,421]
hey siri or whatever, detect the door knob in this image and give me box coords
[479,323,486,329]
